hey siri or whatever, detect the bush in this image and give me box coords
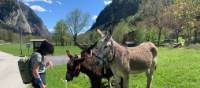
[186,44,200,49]
[113,20,131,43]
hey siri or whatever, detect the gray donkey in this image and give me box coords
[94,29,158,88]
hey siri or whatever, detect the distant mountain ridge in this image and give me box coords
[0,0,50,37]
[90,0,141,31]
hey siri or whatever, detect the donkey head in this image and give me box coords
[66,54,84,81]
[94,28,114,61]
[66,43,97,81]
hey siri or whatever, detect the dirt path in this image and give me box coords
[0,51,26,88]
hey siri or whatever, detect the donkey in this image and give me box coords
[66,44,113,88]
[94,29,158,88]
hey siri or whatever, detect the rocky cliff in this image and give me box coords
[0,0,50,37]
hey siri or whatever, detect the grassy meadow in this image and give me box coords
[0,43,30,56]
[0,43,80,56]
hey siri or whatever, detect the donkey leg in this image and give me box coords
[122,76,129,88]
[146,64,156,88]
[108,78,113,88]
[113,75,121,88]
[146,69,152,88]
[90,77,101,88]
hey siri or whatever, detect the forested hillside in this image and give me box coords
[88,0,200,45]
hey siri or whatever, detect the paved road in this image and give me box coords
[0,51,26,88]
[0,51,69,88]
[47,55,69,65]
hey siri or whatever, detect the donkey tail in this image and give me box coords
[149,44,157,70]
[150,47,157,59]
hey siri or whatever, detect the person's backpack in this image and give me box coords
[18,56,32,84]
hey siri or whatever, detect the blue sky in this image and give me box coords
[21,0,112,32]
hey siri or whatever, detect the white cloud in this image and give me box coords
[56,1,62,5]
[86,26,92,29]
[42,0,53,4]
[78,32,85,35]
[92,15,98,21]
[22,0,53,4]
[24,2,30,6]
[30,5,47,12]
[104,0,112,5]
[82,25,91,33]
[48,28,54,32]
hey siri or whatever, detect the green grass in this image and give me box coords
[44,48,200,88]
[129,48,200,88]
[0,43,80,56]
[0,43,31,56]
[53,45,80,55]
[46,65,90,88]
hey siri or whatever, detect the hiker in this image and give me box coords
[30,41,54,88]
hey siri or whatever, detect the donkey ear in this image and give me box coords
[96,28,105,38]
[107,22,114,36]
[67,54,74,60]
[108,28,113,35]
[106,28,113,39]
[75,58,85,63]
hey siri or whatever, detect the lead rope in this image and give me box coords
[103,57,107,74]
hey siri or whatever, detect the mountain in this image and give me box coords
[90,0,141,30]
[86,0,177,44]
[90,0,173,31]
[0,0,50,37]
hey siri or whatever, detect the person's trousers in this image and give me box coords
[32,73,46,88]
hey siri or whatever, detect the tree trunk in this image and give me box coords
[55,40,58,46]
[157,27,162,47]
[175,29,179,43]
[194,30,198,43]
[61,38,64,46]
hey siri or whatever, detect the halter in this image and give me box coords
[93,40,115,63]
[107,40,115,63]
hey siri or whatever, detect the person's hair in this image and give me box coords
[37,40,54,55]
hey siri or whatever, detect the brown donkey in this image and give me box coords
[65,31,113,88]
[66,45,113,88]
[94,29,158,88]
